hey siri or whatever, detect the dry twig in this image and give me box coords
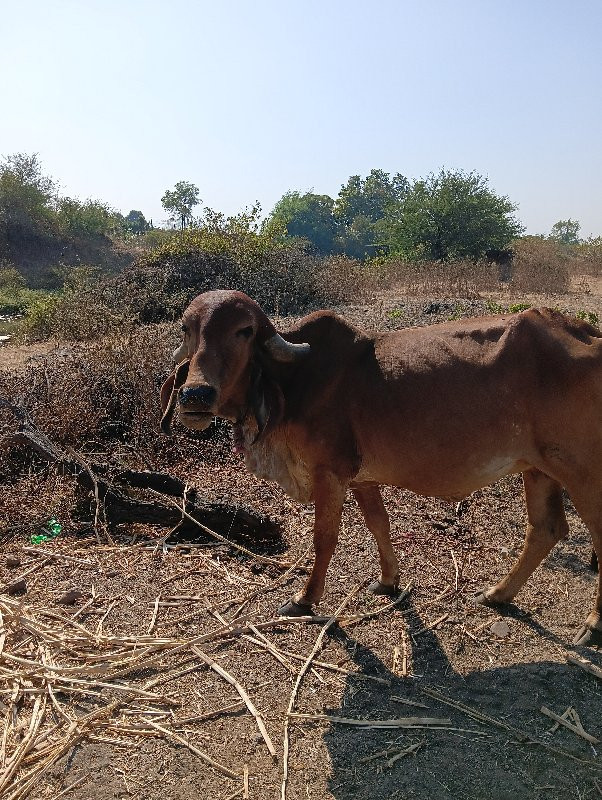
[192,646,277,760]
[281,582,364,800]
[540,706,599,744]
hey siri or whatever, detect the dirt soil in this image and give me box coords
[3,286,602,800]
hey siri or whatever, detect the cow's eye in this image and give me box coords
[236,326,253,340]
[181,324,188,334]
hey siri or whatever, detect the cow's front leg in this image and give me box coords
[278,472,346,616]
[352,485,400,596]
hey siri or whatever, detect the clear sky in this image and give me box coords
[2,0,601,236]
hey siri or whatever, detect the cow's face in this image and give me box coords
[160,290,309,435]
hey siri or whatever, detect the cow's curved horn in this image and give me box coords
[263,333,310,362]
[172,342,188,364]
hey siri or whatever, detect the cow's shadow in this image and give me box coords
[317,598,602,800]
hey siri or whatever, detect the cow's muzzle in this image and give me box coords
[178,383,216,431]
[179,384,216,410]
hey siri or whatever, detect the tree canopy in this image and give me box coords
[383,169,524,260]
[124,210,151,235]
[334,169,409,224]
[161,181,201,230]
[267,192,337,255]
[0,153,57,239]
[266,168,522,261]
[549,218,581,245]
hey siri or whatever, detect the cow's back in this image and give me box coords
[349,308,602,498]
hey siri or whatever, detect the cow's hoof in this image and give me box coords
[277,599,315,617]
[367,580,400,597]
[573,623,602,647]
[473,589,502,607]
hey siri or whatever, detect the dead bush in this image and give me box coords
[0,322,238,484]
[383,259,500,297]
[511,237,570,293]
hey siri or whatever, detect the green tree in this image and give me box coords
[385,169,523,261]
[267,191,337,255]
[549,218,580,245]
[161,181,201,230]
[124,209,151,235]
[0,153,57,239]
[334,169,409,258]
[334,169,409,224]
[57,198,123,237]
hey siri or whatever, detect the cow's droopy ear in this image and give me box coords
[159,360,190,435]
[249,364,284,444]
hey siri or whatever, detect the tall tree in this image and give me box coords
[334,169,409,258]
[124,209,151,235]
[267,191,337,255]
[161,181,201,230]
[0,153,57,238]
[334,169,409,224]
[385,169,523,261]
[549,218,580,245]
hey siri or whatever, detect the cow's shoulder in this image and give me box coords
[283,310,372,355]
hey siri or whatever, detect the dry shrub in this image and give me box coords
[312,256,389,304]
[511,237,570,293]
[384,258,500,297]
[0,321,238,484]
[23,235,381,342]
[0,326,170,455]
[578,238,602,277]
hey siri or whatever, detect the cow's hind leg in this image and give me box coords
[352,485,400,596]
[562,488,602,646]
[476,468,568,606]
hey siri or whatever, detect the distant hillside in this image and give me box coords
[0,153,135,288]
[2,227,133,288]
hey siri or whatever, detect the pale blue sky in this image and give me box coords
[2,0,601,235]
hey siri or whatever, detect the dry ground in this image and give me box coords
[3,284,602,800]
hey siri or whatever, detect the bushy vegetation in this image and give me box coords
[266,168,523,262]
[0,154,134,287]
[2,152,601,345]
[20,210,383,341]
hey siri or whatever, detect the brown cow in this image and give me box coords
[160,289,602,646]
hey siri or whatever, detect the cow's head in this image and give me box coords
[160,290,310,437]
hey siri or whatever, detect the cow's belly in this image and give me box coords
[352,453,530,500]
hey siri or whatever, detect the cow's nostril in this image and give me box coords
[179,385,216,408]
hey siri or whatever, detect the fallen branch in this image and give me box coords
[421,687,528,740]
[359,741,423,765]
[158,493,292,569]
[192,646,277,760]
[540,706,599,744]
[281,582,364,800]
[387,741,424,767]
[1,413,280,544]
[288,713,450,728]
[567,653,602,682]
[412,613,450,638]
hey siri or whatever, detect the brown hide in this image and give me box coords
[161,290,602,646]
